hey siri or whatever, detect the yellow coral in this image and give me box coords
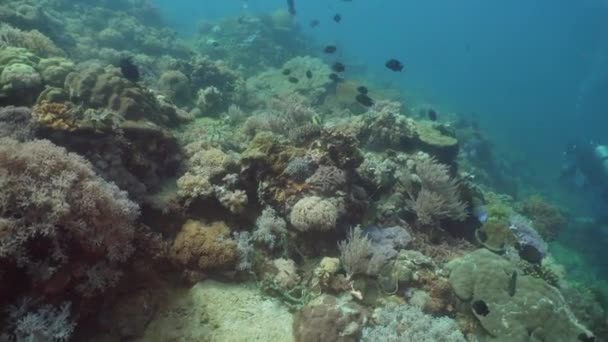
[171,219,236,271]
[32,101,78,131]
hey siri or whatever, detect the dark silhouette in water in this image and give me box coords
[119,57,140,82]
[428,109,438,121]
[287,0,296,15]
[561,140,608,203]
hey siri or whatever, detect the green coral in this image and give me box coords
[447,249,595,342]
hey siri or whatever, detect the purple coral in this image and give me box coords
[509,214,547,263]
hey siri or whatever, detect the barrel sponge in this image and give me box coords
[290,196,338,232]
[447,249,595,341]
[171,220,237,271]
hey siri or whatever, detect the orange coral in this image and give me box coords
[171,219,236,271]
[521,195,566,239]
[32,100,78,131]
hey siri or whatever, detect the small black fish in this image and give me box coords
[119,57,140,82]
[385,58,404,72]
[428,109,437,121]
[328,73,342,82]
[306,70,313,79]
[310,19,320,28]
[356,93,374,107]
[282,69,292,76]
[333,14,342,23]
[324,45,337,54]
[288,76,299,83]
[356,86,368,95]
[332,62,345,73]
[211,41,220,47]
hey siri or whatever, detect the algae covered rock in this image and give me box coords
[447,249,595,342]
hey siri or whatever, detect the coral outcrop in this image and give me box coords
[447,249,595,342]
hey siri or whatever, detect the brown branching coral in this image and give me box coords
[0,138,139,299]
[171,220,237,271]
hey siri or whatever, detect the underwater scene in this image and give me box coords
[1,0,608,340]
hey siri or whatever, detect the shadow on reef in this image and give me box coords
[0,1,605,341]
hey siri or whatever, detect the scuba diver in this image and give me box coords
[560,140,608,227]
[560,140,608,213]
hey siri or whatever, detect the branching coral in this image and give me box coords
[361,304,466,342]
[338,226,372,277]
[32,100,77,131]
[252,207,288,250]
[406,156,468,226]
[0,138,139,295]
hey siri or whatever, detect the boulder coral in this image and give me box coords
[447,249,595,342]
[290,196,338,232]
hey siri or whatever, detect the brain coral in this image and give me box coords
[171,220,237,271]
[290,196,338,232]
[447,249,595,342]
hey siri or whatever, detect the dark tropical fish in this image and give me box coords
[507,270,518,297]
[356,93,374,107]
[288,76,299,83]
[385,58,404,72]
[357,86,368,94]
[306,70,313,79]
[333,14,342,23]
[310,19,320,28]
[324,45,337,54]
[472,300,490,316]
[211,41,220,47]
[119,57,139,82]
[287,0,296,15]
[328,73,342,82]
[282,68,292,75]
[428,109,437,121]
[332,62,345,73]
